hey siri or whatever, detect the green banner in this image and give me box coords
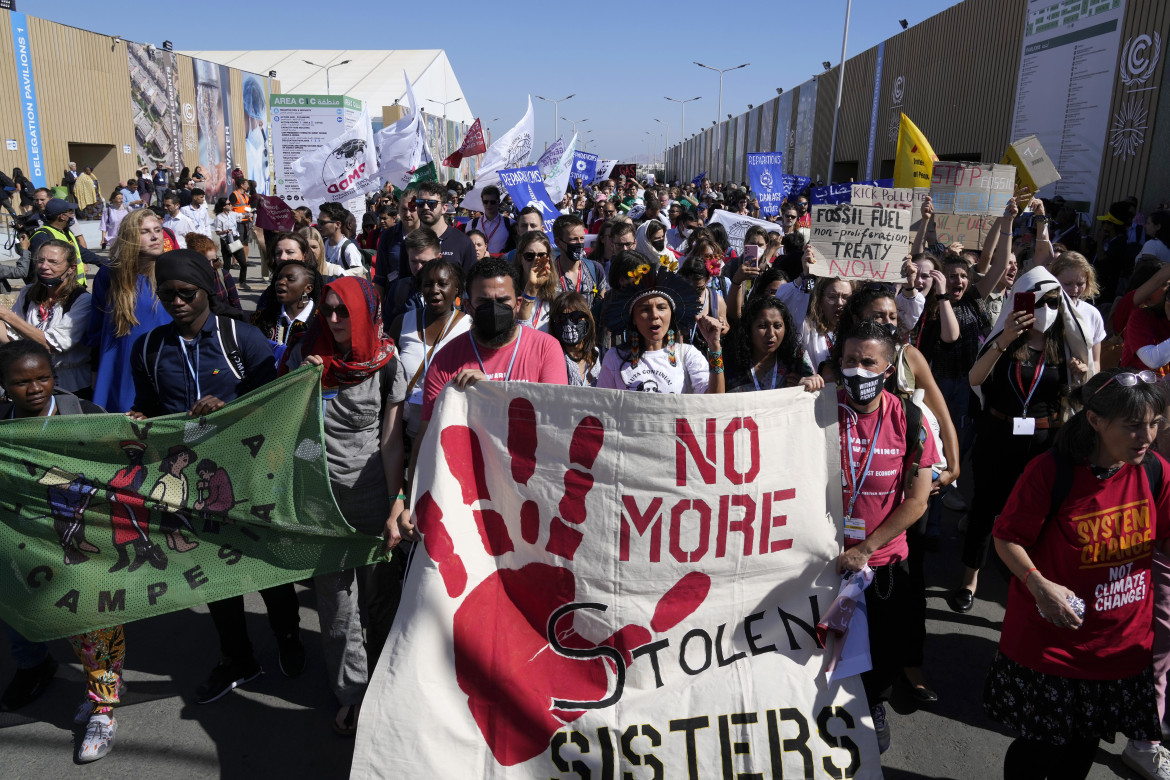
[0,367,382,641]
[409,161,438,184]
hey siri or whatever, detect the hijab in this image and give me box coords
[303,276,396,388]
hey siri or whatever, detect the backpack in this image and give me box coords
[1047,451,1163,519]
[341,238,375,273]
[899,395,926,492]
[141,315,247,393]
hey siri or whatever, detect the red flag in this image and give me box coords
[441,118,487,169]
[254,194,296,232]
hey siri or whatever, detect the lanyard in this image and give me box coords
[469,326,523,382]
[1012,356,1046,415]
[10,395,55,419]
[558,258,584,293]
[751,359,779,391]
[181,337,202,401]
[420,310,459,378]
[841,397,885,521]
[527,299,544,328]
[481,215,503,244]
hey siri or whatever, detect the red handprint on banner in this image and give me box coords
[413,397,711,767]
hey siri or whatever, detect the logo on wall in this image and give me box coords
[888,75,906,142]
[1111,32,1161,158]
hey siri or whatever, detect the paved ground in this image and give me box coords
[0,219,1145,778]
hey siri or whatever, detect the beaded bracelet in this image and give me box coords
[708,351,725,374]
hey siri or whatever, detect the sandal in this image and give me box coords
[333,703,360,737]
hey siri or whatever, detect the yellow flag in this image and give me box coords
[893,113,937,188]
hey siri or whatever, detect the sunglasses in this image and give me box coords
[316,220,334,227]
[414,198,441,210]
[158,288,200,303]
[319,303,350,319]
[1035,297,1060,310]
[1092,370,1159,398]
[482,199,499,206]
[522,251,550,262]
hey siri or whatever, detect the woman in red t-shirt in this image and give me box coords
[987,368,1169,779]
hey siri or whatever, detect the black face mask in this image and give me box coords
[473,300,515,343]
[563,242,586,263]
[651,238,666,252]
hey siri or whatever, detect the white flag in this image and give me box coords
[462,96,534,212]
[542,134,578,204]
[290,107,379,209]
[592,159,618,184]
[374,71,433,191]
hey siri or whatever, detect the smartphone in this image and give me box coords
[743,243,760,269]
[1013,291,1035,314]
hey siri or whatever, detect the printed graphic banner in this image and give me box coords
[10,13,45,187]
[462,96,534,213]
[707,209,783,254]
[351,382,879,779]
[593,159,618,184]
[569,151,598,187]
[241,73,270,194]
[0,368,382,642]
[498,165,562,238]
[192,58,234,199]
[292,107,379,208]
[746,152,785,216]
[374,72,433,193]
[809,203,913,281]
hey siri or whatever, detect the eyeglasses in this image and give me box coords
[158,288,200,303]
[617,240,637,249]
[522,251,550,262]
[414,198,441,211]
[1091,370,1159,399]
[319,303,350,319]
[317,220,334,227]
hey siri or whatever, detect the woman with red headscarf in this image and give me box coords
[283,276,406,736]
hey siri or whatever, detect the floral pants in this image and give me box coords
[68,625,124,706]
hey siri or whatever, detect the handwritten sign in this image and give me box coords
[930,162,1015,215]
[809,204,912,281]
[1001,135,1060,195]
[850,184,927,210]
[932,212,996,249]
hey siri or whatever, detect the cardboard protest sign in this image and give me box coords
[351,382,881,779]
[811,179,894,206]
[849,184,927,210]
[746,152,785,216]
[932,212,997,249]
[0,368,381,641]
[707,209,782,253]
[1000,135,1060,195]
[499,165,563,238]
[929,162,1016,215]
[809,203,913,281]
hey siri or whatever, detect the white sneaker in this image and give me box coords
[77,713,116,763]
[1123,740,1170,780]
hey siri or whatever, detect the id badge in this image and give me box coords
[844,515,867,541]
[1012,417,1036,436]
[408,386,424,407]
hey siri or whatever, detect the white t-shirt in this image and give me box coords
[597,343,709,394]
[1139,238,1170,264]
[325,237,365,270]
[895,289,925,340]
[1074,299,1107,347]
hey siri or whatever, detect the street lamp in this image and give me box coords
[302,58,351,96]
[665,96,701,139]
[535,93,575,140]
[693,61,748,127]
[655,118,670,177]
[426,97,464,159]
[562,116,588,136]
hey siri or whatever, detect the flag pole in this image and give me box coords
[827,0,853,183]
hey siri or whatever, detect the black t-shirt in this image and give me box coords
[438,225,479,274]
[919,295,989,380]
[981,347,1065,420]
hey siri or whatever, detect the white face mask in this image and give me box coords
[1033,302,1060,333]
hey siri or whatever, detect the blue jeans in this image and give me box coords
[6,623,49,669]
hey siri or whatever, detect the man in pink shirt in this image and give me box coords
[835,319,936,756]
[412,257,568,471]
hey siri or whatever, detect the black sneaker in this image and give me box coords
[276,634,306,678]
[1,656,58,710]
[194,659,262,704]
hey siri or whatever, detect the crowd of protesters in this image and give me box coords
[2,163,1170,780]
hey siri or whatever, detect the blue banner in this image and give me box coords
[809,178,894,205]
[569,151,598,186]
[10,13,46,187]
[746,153,785,216]
[498,165,562,239]
[782,175,812,203]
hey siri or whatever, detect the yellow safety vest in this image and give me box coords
[32,225,86,287]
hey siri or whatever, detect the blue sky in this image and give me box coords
[40,0,961,161]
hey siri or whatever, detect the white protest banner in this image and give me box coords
[1001,135,1060,196]
[462,97,535,212]
[351,382,880,779]
[707,209,783,254]
[849,184,927,211]
[290,106,379,211]
[929,161,1016,215]
[541,134,578,204]
[374,71,432,192]
[932,212,997,249]
[593,159,618,183]
[809,203,913,281]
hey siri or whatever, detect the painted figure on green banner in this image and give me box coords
[148,444,199,554]
[107,440,167,574]
[40,469,101,566]
[194,459,239,533]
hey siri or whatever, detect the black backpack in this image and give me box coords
[1048,450,1163,519]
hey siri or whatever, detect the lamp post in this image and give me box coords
[664,96,701,140]
[693,61,749,127]
[654,118,670,178]
[535,93,575,140]
[562,116,588,137]
[302,58,351,96]
[426,97,464,160]
[826,0,854,183]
